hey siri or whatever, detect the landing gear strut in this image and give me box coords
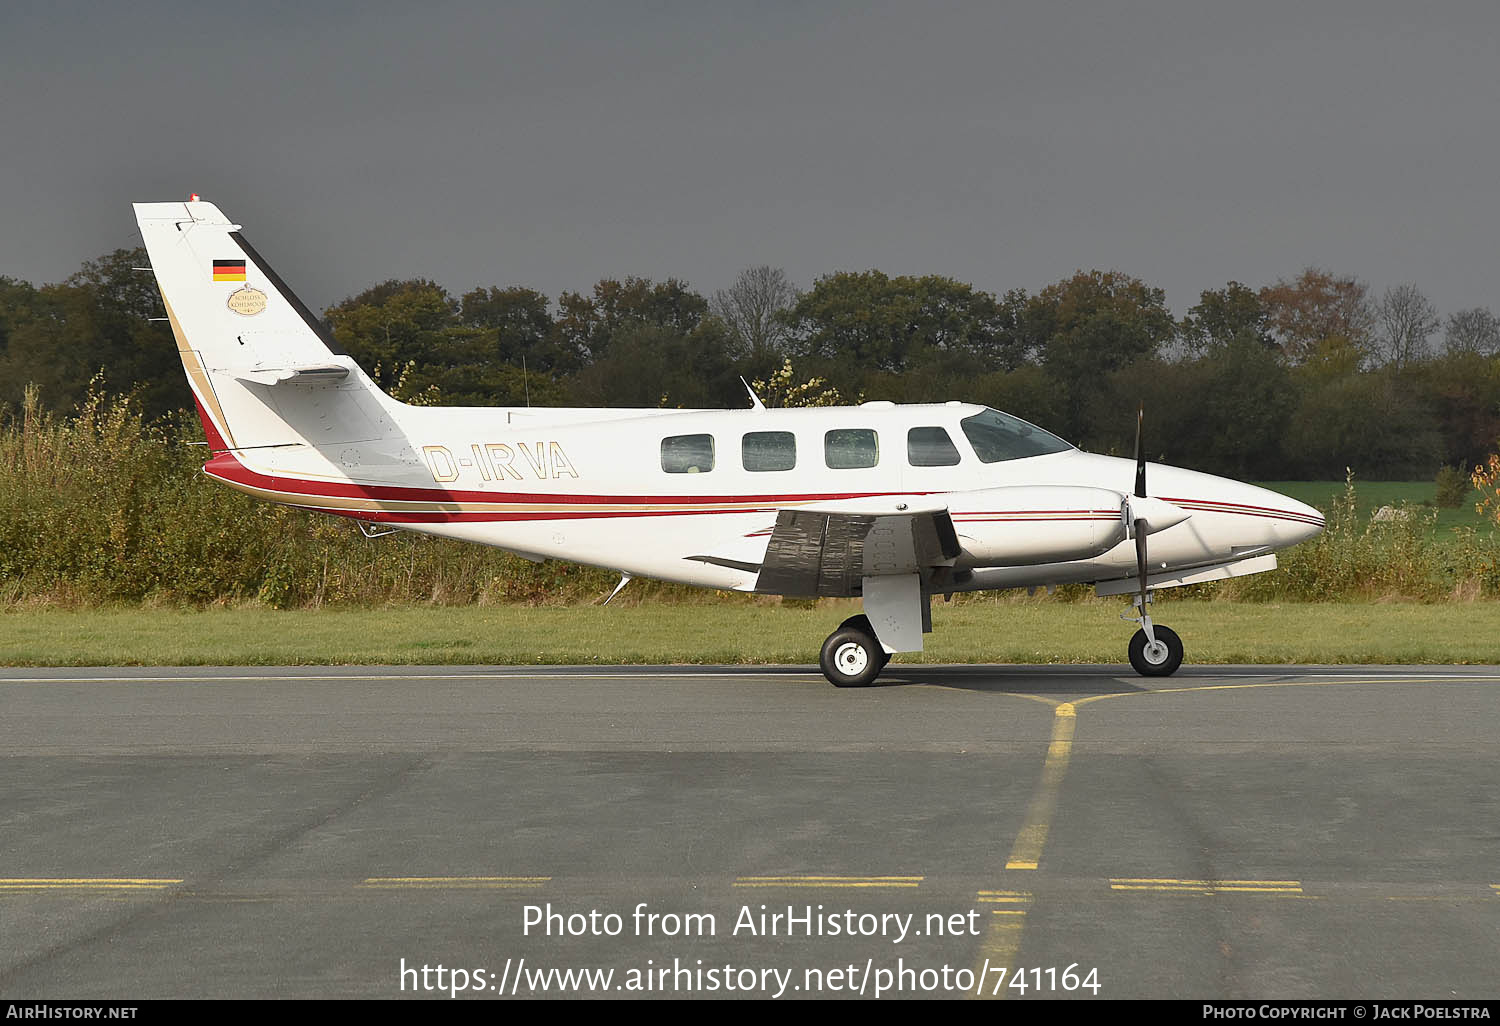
[1123,402,1183,677]
[819,614,890,688]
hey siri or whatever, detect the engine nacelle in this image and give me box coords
[950,485,1137,568]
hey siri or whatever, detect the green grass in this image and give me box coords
[1257,480,1487,533]
[4,600,1500,667]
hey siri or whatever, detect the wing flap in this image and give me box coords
[753,507,960,597]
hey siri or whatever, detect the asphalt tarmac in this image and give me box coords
[1,664,1497,1000]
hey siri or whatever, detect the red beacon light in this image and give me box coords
[188,193,201,202]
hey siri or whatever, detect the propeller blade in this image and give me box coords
[1135,519,1150,609]
[1133,403,1149,613]
[1134,402,1146,499]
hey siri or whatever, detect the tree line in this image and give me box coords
[3,248,1498,480]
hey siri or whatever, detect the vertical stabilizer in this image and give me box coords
[133,199,398,456]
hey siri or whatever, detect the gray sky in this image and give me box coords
[2,1,1497,317]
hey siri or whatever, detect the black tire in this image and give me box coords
[820,625,885,687]
[1128,625,1183,677]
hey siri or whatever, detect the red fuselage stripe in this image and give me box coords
[204,455,1321,528]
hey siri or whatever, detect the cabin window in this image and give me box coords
[824,428,879,469]
[960,408,1072,463]
[742,431,797,472]
[661,433,715,474]
[907,426,961,467]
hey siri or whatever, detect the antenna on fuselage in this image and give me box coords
[740,376,766,411]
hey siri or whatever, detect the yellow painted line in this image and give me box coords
[0,877,181,892]
[1112,877,1300,885]
[982,672,1500,876]
[971,888,1033,998]
[734,876,923,888]
[1071,676,1500,713]
[1110,884,1302,891]
[1110,878,1302,895]
[1111,886,1301,894]
[0,884,174,889]
[360,876,550,889]
[972,909,1028,1001]
[977,888,1032,904]
[0,877,183,884]
[1005,702,1076,871]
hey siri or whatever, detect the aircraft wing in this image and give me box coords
[688,484,1177,596]
[751,504,960,597]
[686,496,959,597]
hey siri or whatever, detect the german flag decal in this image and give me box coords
[213,259,247,283]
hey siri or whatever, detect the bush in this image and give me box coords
[0,385,630,607]
[5,388,1500,608]
[1217,471,1500,601]
[1434,465,1470,509]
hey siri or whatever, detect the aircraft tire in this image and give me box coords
[1128,625,1183,677]
[820,625,885,688]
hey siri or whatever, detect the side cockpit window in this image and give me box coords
[907,426,961,467]
[960,408,1072,463]
[824,429,879,469]
[742,431,796,472]
[661,434,715,474]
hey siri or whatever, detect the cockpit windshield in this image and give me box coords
[959,407,1073,463]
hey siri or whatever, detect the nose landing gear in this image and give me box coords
[1122,401,1183,677]
[1124,593,1183,676]
[1128,622,1183,676]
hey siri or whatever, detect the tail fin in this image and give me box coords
[133,198,396,456]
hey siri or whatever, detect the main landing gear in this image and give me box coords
[818,614,891,688]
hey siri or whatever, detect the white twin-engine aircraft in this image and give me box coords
[135,199,1324,687]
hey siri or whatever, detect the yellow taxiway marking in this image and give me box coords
[0,878,181,891]
[995,675,1497,875]
[976,889,1032,904]
[360,876,550,890]
[971,889,1032,1000]
[1073,676,1500,712]
[1005,703,1076,871]
[733,876,923,889]
[1110,877,1302,895]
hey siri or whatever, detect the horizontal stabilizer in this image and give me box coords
[230,364,350,386]
[687,529,773,573]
